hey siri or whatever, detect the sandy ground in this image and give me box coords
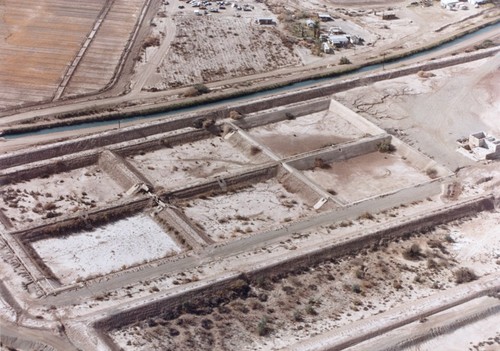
[0,165,123,229]
[148,15,300,89]
[128,136,262,190]
[303,151,430,203]
[248,110,365,157]
[31,214,181,285]
[181,178,316,242]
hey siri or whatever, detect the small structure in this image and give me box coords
[328,34,349,48]
[256,18,275,25]
[318,13,333,21]
[349,35,363,45]
[440,0,459,9]
[329,26,344,35]
[305,19,316,28]
[322,42,333,54]
[458,132,500,160]
[382,12,397,20]
[468,0,488,4]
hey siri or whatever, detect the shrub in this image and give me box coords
[250,146,262,155]
[314,157,331,169]
[403,243,423,261]
[285,112,295,120]
[357,212,374,221]
[474,39,494,50]
[351,283,362,293]
[257,316,270,336]
[339,56,351,65]
[327,189,337,195]
[444,234,455,243]
[426,258,439,270]
[229,110,243,120]
[194,84,210,94]
[183,84,211,97]
[142,35,160,49]
[426,168,438,179]
[454,267,477,284]
[293,309,303,322]
[305,304,317,315]
[377,140,395,153]
[339,220,353,227]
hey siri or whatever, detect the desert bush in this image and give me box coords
[142,35,160,49]
[454,267,477,284]
[305,303,317,315]
[229,110,243,120]
[202,118,215,129]
[293,310,303,322]
[285,112,295,120]
[257,316,270,336]
[250,146,262,155]
[339,220,353,227]
[327,189,337,195]
[444,234,455,243]
[426,168,438,179]
[426,258,439,270]
[377,140,395,153]
[357,212,374,221]
[183,84,211,97]
[403,243,423,260]
[355,268,365,279]
[351,283,362,293]
[339,56,351,65]
[314,157,331,169]
[474,39,494,50]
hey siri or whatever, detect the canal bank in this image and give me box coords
[1,19,499,138]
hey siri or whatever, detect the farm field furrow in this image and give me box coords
[0,0,105,110]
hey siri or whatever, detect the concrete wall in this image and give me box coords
[112,128,211,158]
[167,165,278,200]
[286,135,390,170]
[0,210,13,229]
[0,152,98,186]
[391,137,452,178]
[15,197,150,243]
[328,99,385,135]
[234,97,331,130]
[155,208,210,250]
[98,150,153,190]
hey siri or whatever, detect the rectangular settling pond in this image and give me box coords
[31,214,181,284]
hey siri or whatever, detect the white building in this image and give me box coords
[468,132,500,160]
[328,35,349,47]
[440,0,459,9]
